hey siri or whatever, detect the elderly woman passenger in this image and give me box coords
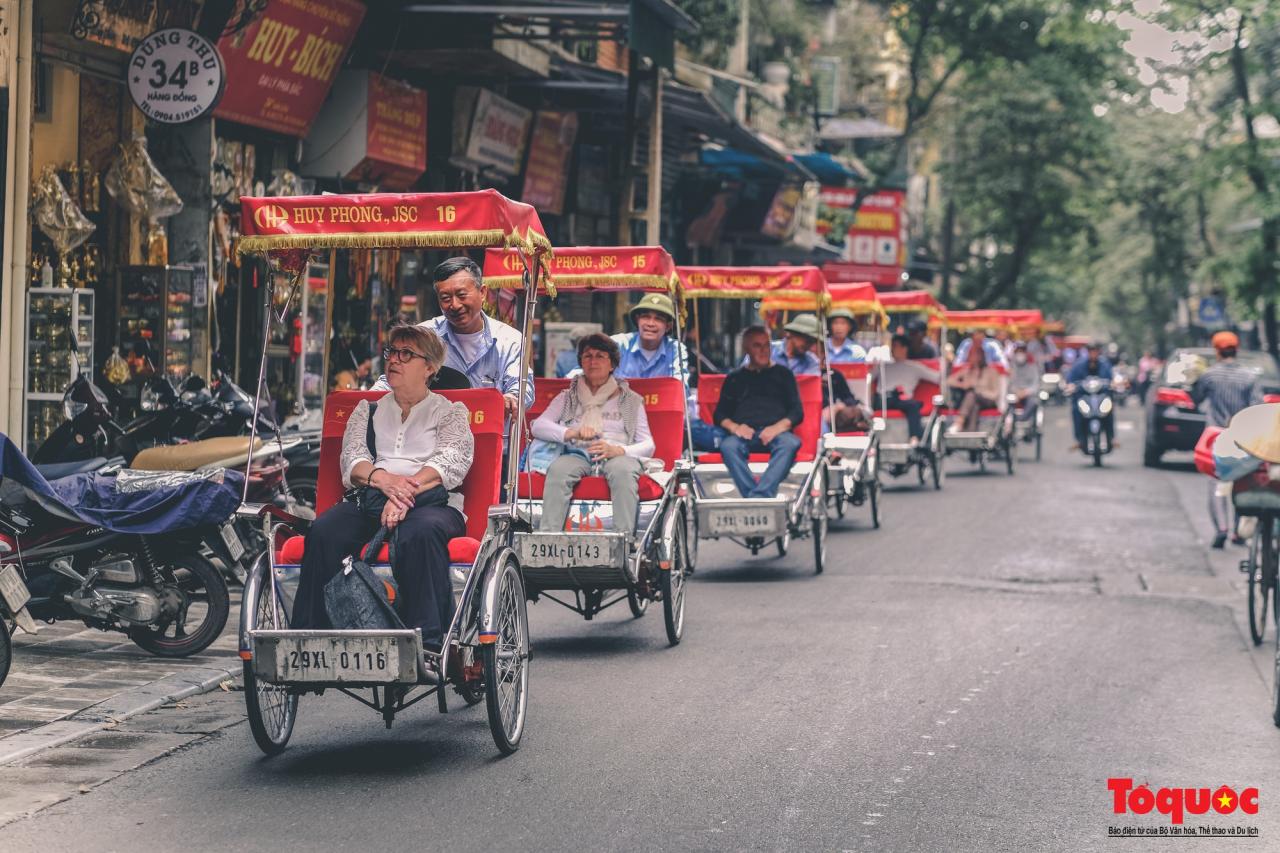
[532,333,654,536]
[293,325,472,650]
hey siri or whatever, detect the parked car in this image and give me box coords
[1144,348,1280,467]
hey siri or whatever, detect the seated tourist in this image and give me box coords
[716,326,804,499]
[873,334,942,444]
[531,333,654,536]
[292,325,472,651]
[819,346,870,433]
[949,345,1003,433]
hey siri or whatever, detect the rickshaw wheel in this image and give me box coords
[870,481,881,530]
[1248,527,1273,646]
[242,562,297,756]
[978,452,987,474]
[1273,607,1280,728]
[1035,432,1042,462]
[1005,441,1015,476]
[627,586,650,617]
[662,516,687,645]
[833,488,847,519]
[931,448,945,490]
[916,459,926,486]
[483,554,529,755]
[0,621,11,690]
[775,529,791,557]
[812,509,827,574]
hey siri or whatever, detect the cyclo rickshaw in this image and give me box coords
[799,281,888,527]
[1000,309,1048,461]
[674,265,830,573]
[937,309,1017,476]
[874,289,949,489]
[481,246,692,645]
[235,190,546,756]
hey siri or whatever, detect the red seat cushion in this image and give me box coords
[978,409,1003,418]
[515,472,664,501]
[695,450,816,464]
[275,534,482,566]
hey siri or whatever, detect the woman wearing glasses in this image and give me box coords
[292,325,473,652]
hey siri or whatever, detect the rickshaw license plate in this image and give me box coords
[220,523,245,562]
[274,637,400,682]
[517,534,621,567]
[706,509,777,535]
[0,564,31,612]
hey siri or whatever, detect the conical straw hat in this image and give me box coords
[1227,403,1280,463]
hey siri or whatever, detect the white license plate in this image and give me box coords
[707,509,777,535]
[518,534,619,567]
[220,523,245,562]
[0,563,31,613]
[274,637,400,682]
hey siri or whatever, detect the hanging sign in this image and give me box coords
[521,111,578,214]
[127,28,225,124]
[214,0,366,137]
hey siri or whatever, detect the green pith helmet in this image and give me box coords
[782,313,822,341]
[827,308,856,327]
[630,292,677,325]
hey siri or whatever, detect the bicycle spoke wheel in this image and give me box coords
[243,563,297,756]
[484,555,529,755]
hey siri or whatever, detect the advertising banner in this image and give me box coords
[462,88,532,176]
[817,187,907,287]
[521,111,578,214]
[214,0,365,137]
[363,73,426,188]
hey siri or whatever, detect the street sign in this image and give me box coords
[127,28,224,124]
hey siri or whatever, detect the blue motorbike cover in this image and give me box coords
[1,433,243,534]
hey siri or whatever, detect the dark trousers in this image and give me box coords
[292,500,465,646]
[886,397,924,439]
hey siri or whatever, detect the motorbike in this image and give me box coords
[0,476,236,660]
[1071,377,1115,466]
[1040,371,1065,405]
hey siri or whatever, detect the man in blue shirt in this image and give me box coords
[765,313,822,375]
[1066,342,1114,449]
[826,309,867,364]
[374,257,533,414]
[954,330,1009,369]
[612,293,690,381]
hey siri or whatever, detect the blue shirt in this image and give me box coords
[768,340,820,375]
[955,338,1009,369]
[554,349,580,378]
[372,314,534,408]
[612,332,690,383]
[1067,356,1114,385]
[826,337,867,364]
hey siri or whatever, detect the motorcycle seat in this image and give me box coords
[131,436,263,472]
[35,457,108,481]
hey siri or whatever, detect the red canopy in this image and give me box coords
[238,189,551,254]
[676,265,825,310]
[937,309,1017,332]
[878,289,944,317]
[483,246,676,293]
[819,281,887,324]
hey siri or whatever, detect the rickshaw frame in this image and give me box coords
[483,246,693,644]
[233,189,550,756]
[676,265,831,574]
[876,290,950,490]
[938,309,1018,476]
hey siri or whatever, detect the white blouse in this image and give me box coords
[530,391,655,459]
[340,392,474,514]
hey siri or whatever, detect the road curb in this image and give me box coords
[0,664,239,767]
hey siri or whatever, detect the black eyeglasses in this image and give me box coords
[382,346,427,363]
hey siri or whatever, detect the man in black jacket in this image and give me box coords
[714,326,804,498]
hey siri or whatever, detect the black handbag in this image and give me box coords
[322,526,404,630]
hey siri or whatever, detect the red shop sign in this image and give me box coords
[213,0,366,137]
[521,111,578,215]
[364,72,427,187]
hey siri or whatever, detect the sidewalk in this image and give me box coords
[0,600,242,761]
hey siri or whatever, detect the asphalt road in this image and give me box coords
[2,404,1278,852]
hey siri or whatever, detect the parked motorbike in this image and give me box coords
[0,486,234,659]
[1071,377,1115,466]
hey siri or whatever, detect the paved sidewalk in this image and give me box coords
[0,601,241,752]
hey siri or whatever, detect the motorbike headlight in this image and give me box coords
[63,398,88,421]
[1077,398,1091,415]
[1100,397,1113,415]
[140,384,165,412]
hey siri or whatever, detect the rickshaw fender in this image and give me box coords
[478,547,523,646]
[238,550,273,656]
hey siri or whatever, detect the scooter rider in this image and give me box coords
[1193,330,1262,547]
[1067,342,1113,450]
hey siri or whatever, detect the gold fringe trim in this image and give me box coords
[237,228,552,256]
[686,288,822,305]
[486,272,675,292]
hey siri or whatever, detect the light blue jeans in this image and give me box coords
[718,431,802,498]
